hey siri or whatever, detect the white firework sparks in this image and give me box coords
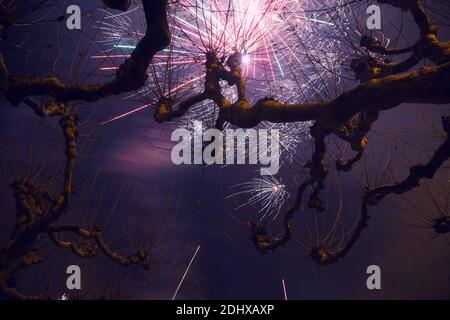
[227,173,290,220]
[93,0,351,124]
[261,121,312,163]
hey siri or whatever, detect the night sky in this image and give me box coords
[0,0,449,299]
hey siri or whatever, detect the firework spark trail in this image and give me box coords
[101,103,153,125]
[100,75,205,125]
[172,245,201,300]
[282,278,288,300]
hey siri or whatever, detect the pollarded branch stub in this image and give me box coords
[336,151,364,172]
[334,112,376,153]
[360,35,384,53]
[10,180,54,224]
[309,195,372,266]
[60,113,79,159]
[350,135,368,153]
[21,249,43,267]
[225,53,246,100]
[247,220,284,254]
[42,98,66,117]
[351,56,383,82]
[204,52,225,94]
[360,35,413,55]
[154,97,173,123]
[225,53,243,85]
[310,246,335,266]
[129,249,151,270]
[73,242,96,258]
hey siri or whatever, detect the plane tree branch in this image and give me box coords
[47,225,151,270]
[0,0,171,105]
[310,116,450,265]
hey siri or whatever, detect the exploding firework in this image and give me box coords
[94,0,351,124]
[93,1,350,217]
[171,0,349,86]
[226,173,290,220]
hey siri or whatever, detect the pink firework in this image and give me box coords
[94,0,350,125]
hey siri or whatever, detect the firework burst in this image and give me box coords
[94,0,351,124]
[93,1,350,218]
[227,173,290,221]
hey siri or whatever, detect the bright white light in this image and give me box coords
[242,54,251,64]
[227,174,290,221]
[247,0,262,17]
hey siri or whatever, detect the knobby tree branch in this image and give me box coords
[0,0,170,300]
